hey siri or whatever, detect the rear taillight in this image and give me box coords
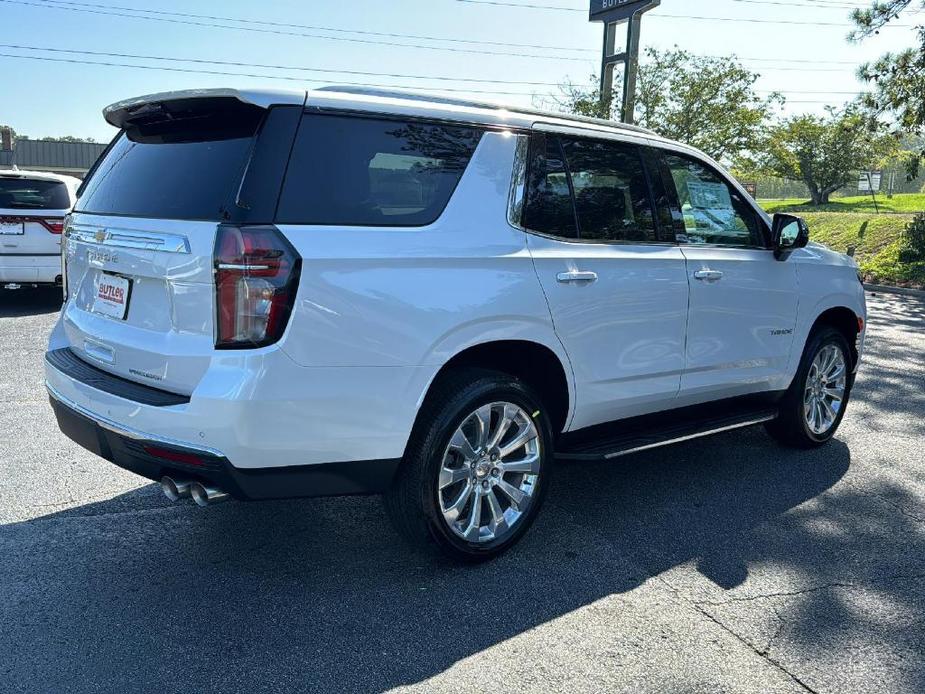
[214,225,301,349]
[0,216,64,233]
[39,218,65,234]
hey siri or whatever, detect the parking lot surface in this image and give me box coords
[1,288,923,693]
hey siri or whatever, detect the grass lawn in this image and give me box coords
[757,208,925,288]
[760,193,925,215]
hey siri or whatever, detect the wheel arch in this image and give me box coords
[414,339,574,440]
[809,305,862,369]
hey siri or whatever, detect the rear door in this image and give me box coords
[0,175,70,266]
[657,148,799,399]
[524,131,689,430]
[61,97,302,395]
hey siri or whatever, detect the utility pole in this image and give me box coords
[591,0,661,125]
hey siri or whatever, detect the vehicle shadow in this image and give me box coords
[0,286,62,318]
[2,292,922,693]
[3,428,880,693]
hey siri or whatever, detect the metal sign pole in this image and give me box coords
[622,12,644,124]
[599,21,620,105]
[590,0,660,124]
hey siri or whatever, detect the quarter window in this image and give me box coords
[662,152,762,247]
[276,115,483,226]
[522,134,577,238]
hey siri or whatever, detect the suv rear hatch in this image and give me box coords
[1,174,70,264]
[61,90,305,395]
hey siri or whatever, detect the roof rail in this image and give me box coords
[314,86,656,136]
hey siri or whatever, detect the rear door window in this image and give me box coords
[560,137,656,243]
[0,177,70,210]
[521,133,659,243]
[76,100,265,221]
[276,114,484,226]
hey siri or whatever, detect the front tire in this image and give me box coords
[766,326,853,448]
[384,368,553,562]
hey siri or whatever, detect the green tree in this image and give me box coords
[852,1,925,176]
[553,48,782,165]
[759,108,895,205]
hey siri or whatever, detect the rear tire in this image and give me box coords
[766,326,853,448]
[384,368,553,563]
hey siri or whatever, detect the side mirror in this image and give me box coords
[772,213,809,260]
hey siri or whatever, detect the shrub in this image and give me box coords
[898,212,925,263]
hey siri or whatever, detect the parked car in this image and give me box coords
[1,169,79,289]
[46,87,867,561]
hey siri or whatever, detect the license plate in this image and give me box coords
[0,222,24,235]
[93,273,132,320]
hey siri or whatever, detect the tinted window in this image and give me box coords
[0,177,70,210]
[76,102,263,221]
[641,146,679,242]
[663,152,762,247]
[560,138,655,243]
[522,134,577,238]
[276,115,483,226]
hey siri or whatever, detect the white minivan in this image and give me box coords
[46,88,866,561]
[1,170,79,288]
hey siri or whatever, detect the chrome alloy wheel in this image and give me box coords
[438,402,541,544]
[804,344,848,436]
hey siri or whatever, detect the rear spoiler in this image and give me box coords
[103,88,307,129]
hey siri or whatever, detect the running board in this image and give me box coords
[556,401,779,462]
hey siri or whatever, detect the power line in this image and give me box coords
[453,0,913,26]
[716,55,858,65]
[457,0,866,8]
[0,49,870,105]
[0,43,872,87]
[730,0,875,9]
[0,0,593,61]
[0,52,544,96]
[0,43,565,87]
[759,89,863,94]
[457,0,871,9]
[5,0,880,70]
[29,0,595,54]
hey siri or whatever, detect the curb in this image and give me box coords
[864,283,925,298]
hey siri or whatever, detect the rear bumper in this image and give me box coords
[0,254,61,284]
[48,385,400,500]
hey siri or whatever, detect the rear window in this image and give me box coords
[76,100,264,221]
[0,177,70,210]
[276,114,483,226]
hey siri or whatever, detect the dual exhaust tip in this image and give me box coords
[161,476,229,507]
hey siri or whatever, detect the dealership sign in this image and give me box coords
[589,0,660,22]
[858,171,883,193]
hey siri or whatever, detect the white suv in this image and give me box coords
[46,88,867,561]
[1,170,79,289]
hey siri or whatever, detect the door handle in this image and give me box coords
[557,271,598,283]
[693,269,724,282]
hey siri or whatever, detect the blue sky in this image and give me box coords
[0,0,919,142]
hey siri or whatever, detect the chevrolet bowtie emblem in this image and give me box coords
[94,230,107,243]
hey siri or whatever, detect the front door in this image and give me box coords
[523,132,689,431]
[658,149,799,400]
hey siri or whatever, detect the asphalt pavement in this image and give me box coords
[1,287,923,693]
